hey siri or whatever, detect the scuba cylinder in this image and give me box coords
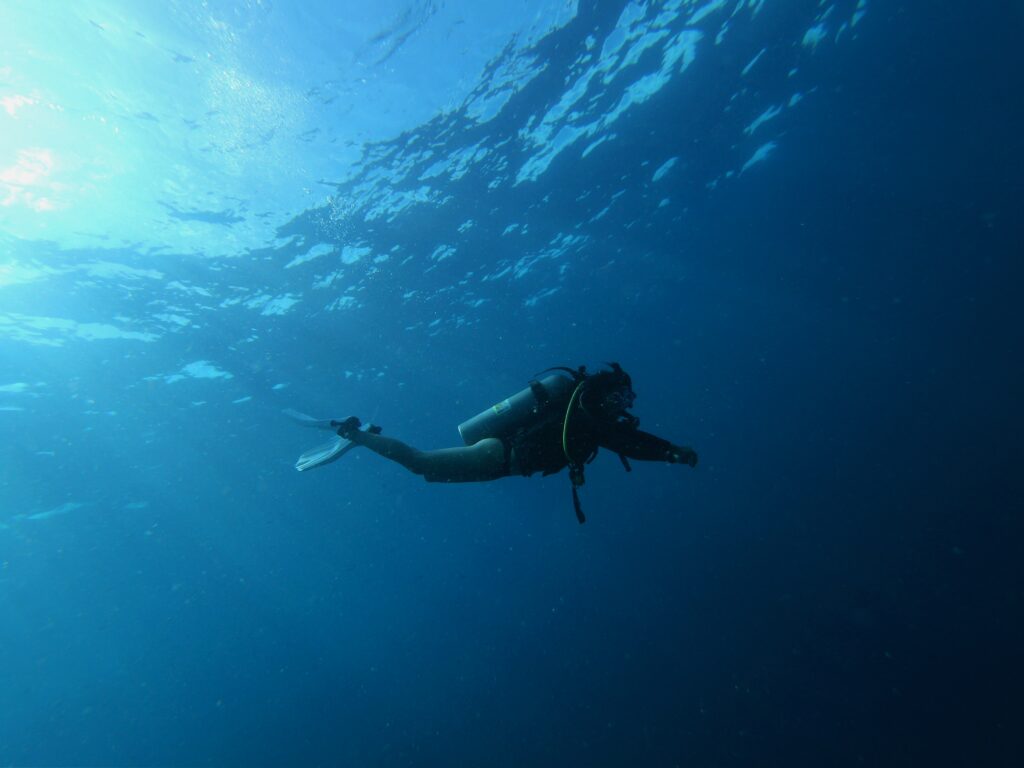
[458,372,575,445]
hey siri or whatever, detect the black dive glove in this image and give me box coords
[668,446,698,467]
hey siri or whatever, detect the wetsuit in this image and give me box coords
[508,409,678,477]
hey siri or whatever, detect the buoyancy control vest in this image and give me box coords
[457,364,638,524]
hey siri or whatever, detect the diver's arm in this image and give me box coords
[600,425,698,467]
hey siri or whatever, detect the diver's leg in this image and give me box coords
[347,431,509,483]
[415,440,510,483]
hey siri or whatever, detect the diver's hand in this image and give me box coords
[668,446,698,467]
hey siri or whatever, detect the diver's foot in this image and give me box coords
[331,416,361,439]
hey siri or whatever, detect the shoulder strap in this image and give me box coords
[571,481,586,524]
[534,365,587,382]
[528,378,567,412]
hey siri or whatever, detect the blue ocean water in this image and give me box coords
[1,1,1021,765]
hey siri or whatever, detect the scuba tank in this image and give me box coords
[458,372,575,445]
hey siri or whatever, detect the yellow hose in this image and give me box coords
[562,380,586,465]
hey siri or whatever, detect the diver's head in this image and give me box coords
[581,362,637,421]
[601,385,636,414]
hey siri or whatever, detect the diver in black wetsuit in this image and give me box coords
[330,363,697,523]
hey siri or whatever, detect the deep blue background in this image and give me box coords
[1,1,1021,766]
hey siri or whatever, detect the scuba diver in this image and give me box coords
[287,363,697,523]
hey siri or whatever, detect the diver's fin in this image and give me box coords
[293,424,383,472]
[295,437,357,472]
[283,408,340,430]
